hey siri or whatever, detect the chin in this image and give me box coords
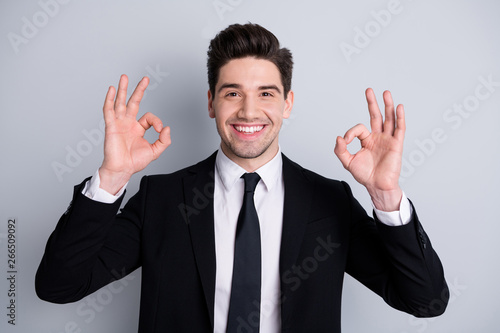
[234,148,266,159]
[226,143,270,160]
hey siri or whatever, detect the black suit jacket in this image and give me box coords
[36,152,448,332]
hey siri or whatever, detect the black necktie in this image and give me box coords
[227,173,262,333]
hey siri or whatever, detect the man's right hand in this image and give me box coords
[98,74,171,195]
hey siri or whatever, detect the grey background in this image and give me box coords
[1,0,499,332]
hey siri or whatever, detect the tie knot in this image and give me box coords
[242,173,261,193]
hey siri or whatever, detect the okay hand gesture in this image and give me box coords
[99,75,171,194]
[334,88,405,211]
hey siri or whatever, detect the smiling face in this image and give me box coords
[208,57,294,171]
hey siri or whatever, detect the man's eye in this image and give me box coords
[261,92,273,97]
[226,92,238,97]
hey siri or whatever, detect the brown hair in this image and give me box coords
[207,23,293,99]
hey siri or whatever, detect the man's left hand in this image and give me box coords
[334,88,405,212]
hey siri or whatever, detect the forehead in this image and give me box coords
[217,57,282,89]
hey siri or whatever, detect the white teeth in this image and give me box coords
[235,125,264,134]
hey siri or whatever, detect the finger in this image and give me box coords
[126,76,150,118]
[365,88,383,133]
[343,123,371,145]
[394,104,406,141]
[383,90,395,135]
[114,74,129,116]
[151,126,172,160]
[103,85,116,123]
[334,136,353,169]
[138,112,163,132]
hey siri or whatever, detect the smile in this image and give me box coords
[233,125,265,134]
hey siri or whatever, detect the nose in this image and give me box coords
[238,95,259,120]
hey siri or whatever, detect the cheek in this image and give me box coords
[263,105,288,123]
[214,110,232,132]
[214,101,237,119]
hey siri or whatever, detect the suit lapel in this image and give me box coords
[183,152,217,329]
[279,154,315,325]
[280,154,314,273]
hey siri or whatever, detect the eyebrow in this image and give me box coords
[217,83,241,93]
[217,83,282,95]
[258,85,282,94]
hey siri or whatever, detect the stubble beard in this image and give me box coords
[223,140,274,160]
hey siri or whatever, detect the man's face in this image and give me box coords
[208,57,294,169]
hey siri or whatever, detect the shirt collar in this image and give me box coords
[215,146,283,192]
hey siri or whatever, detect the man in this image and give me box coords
[36,23,448,332]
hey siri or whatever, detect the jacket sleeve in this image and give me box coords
[343,181,449,317]
[35,176,149,303]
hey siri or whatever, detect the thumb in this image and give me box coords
[151,126,172,160]
[334,136,352,170]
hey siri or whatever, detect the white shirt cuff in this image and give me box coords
[372,192,413,226]
[81,170,128,204]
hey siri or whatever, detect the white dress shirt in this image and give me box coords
[82,147,412,333]
[213,147,284,332]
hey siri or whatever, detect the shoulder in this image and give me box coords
[281,154,359,221]
[139,151,217,189]
[282,153,348,190]
[281,153,354,205]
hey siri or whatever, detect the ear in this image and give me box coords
[282,90,294,119]
[208,90,215,118]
